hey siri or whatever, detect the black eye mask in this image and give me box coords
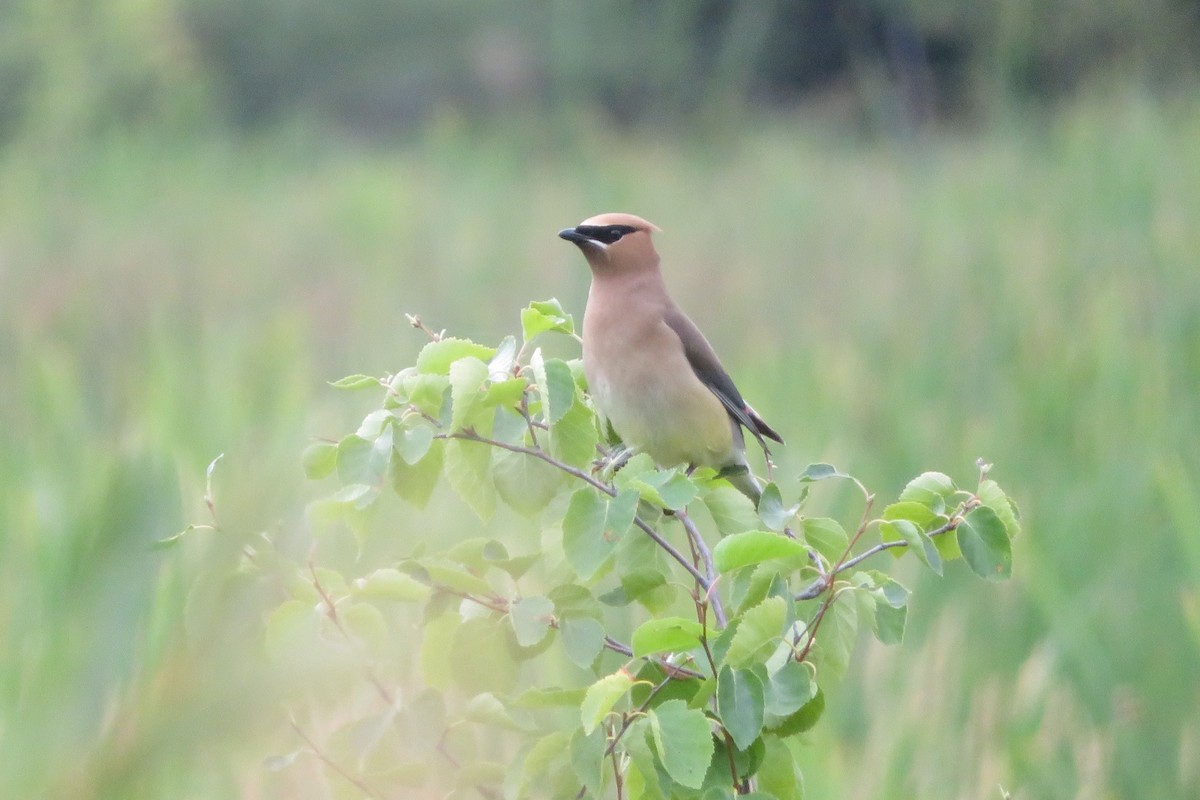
[574,224,638,244]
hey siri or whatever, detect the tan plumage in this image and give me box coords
[559,212,782,501]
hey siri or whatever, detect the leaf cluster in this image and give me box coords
[252,301,1019,798]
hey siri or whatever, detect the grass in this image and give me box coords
[2,89,1199,797]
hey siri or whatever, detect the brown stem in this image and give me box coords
[442,429,711,589]
[290,720,381,799]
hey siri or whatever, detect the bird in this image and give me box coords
[558,212,782,502]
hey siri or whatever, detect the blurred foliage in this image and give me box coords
[2,87,1199,796]
[2,0,1200,146]
[263,302,1017,797]
[2,0,1200,796]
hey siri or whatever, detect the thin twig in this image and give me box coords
[611,741,625,800]
[405,313,444,341]
[442,429,711,588]
[794,515,962,600]
[574,672,679,799]
[677,509,727,628]
[290,720,381,799]
[308,561,395,706]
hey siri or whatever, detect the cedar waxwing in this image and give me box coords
[559,212,782,502]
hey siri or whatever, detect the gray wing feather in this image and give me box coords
[662,308,784,451]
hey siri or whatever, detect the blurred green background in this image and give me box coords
[2,1,1199,797]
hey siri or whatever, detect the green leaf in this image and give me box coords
[547,583,603,620]
[406,373,450,418]
[717,667,766,751]
[493,449,563,516]
[702,484,760,535]
[956,505,1013,581]
[390,437,443,507]
[444,536,507,569]
[731,565,788,617]
[581,670,635,734]
[700,734,768,796]
[511,686,588,709]
[419,613,460,691]
[516,731,574,798]
[549,399,599,469]
[531,351,577,425]
[482,376,527,408]
[302,441,338,479]
[725,596,786,668]
[264,600,319,660]
[757,483,797,531]
[757,736,804,800]
[353,567,431,602]
[355,408,394,438]
[931,524,963,560]
[631,617,704,658]
[489,552,539,581]
[764,660,815,717]
[882,500,943,530]
[713,531,808,573]
[798,462,848,482]
[880,519,943,575]
[978,479,1021,538]
[306,484,377,535]
[463,692,523,730]
[801,517,848,565]
[649,470,700,511]
[813,592,857,679]
[449,356,490,431]
[444,438,495,520]
[899,471,956,514]
[765,687,825,737]
[648,700,714,790]
[510,595,555,647]
[623,719,671,800]
[562,488,613,580]
[394,423,435,465]
[487,334,518,378]
[328,374,380,390]
[450,617,519,695]
[491,405,529,445]
[560,616,605,669]
[419,559,493,596]
[416,337,496,375]
[570,727,607,798]
[337,431,392,487]
[605,488,639,542]
[521,298,576,341]
[340,602,388,654]
[619,569,669,607]
[632,662,705,710]
[872,581,908,646]
[614,462,698,511]
[700,734,765,794]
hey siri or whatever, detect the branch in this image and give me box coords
[574,670,679,799]
[405,313,444,341]
[794,516,961,600]
[433,585,708,681]
[308,560,395,706]
[677,509,727,629]
[290,720,381,799]
[443,429,711,589]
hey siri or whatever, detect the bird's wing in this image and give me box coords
[663,307,784,450]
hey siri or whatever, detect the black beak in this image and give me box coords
[558,227,590,245]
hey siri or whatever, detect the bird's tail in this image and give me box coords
[717,463,764,505]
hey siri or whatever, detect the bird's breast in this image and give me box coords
[583,311,736,469]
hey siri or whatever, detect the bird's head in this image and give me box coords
[558,212,661,274]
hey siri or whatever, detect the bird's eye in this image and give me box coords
[607,228,625,243]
